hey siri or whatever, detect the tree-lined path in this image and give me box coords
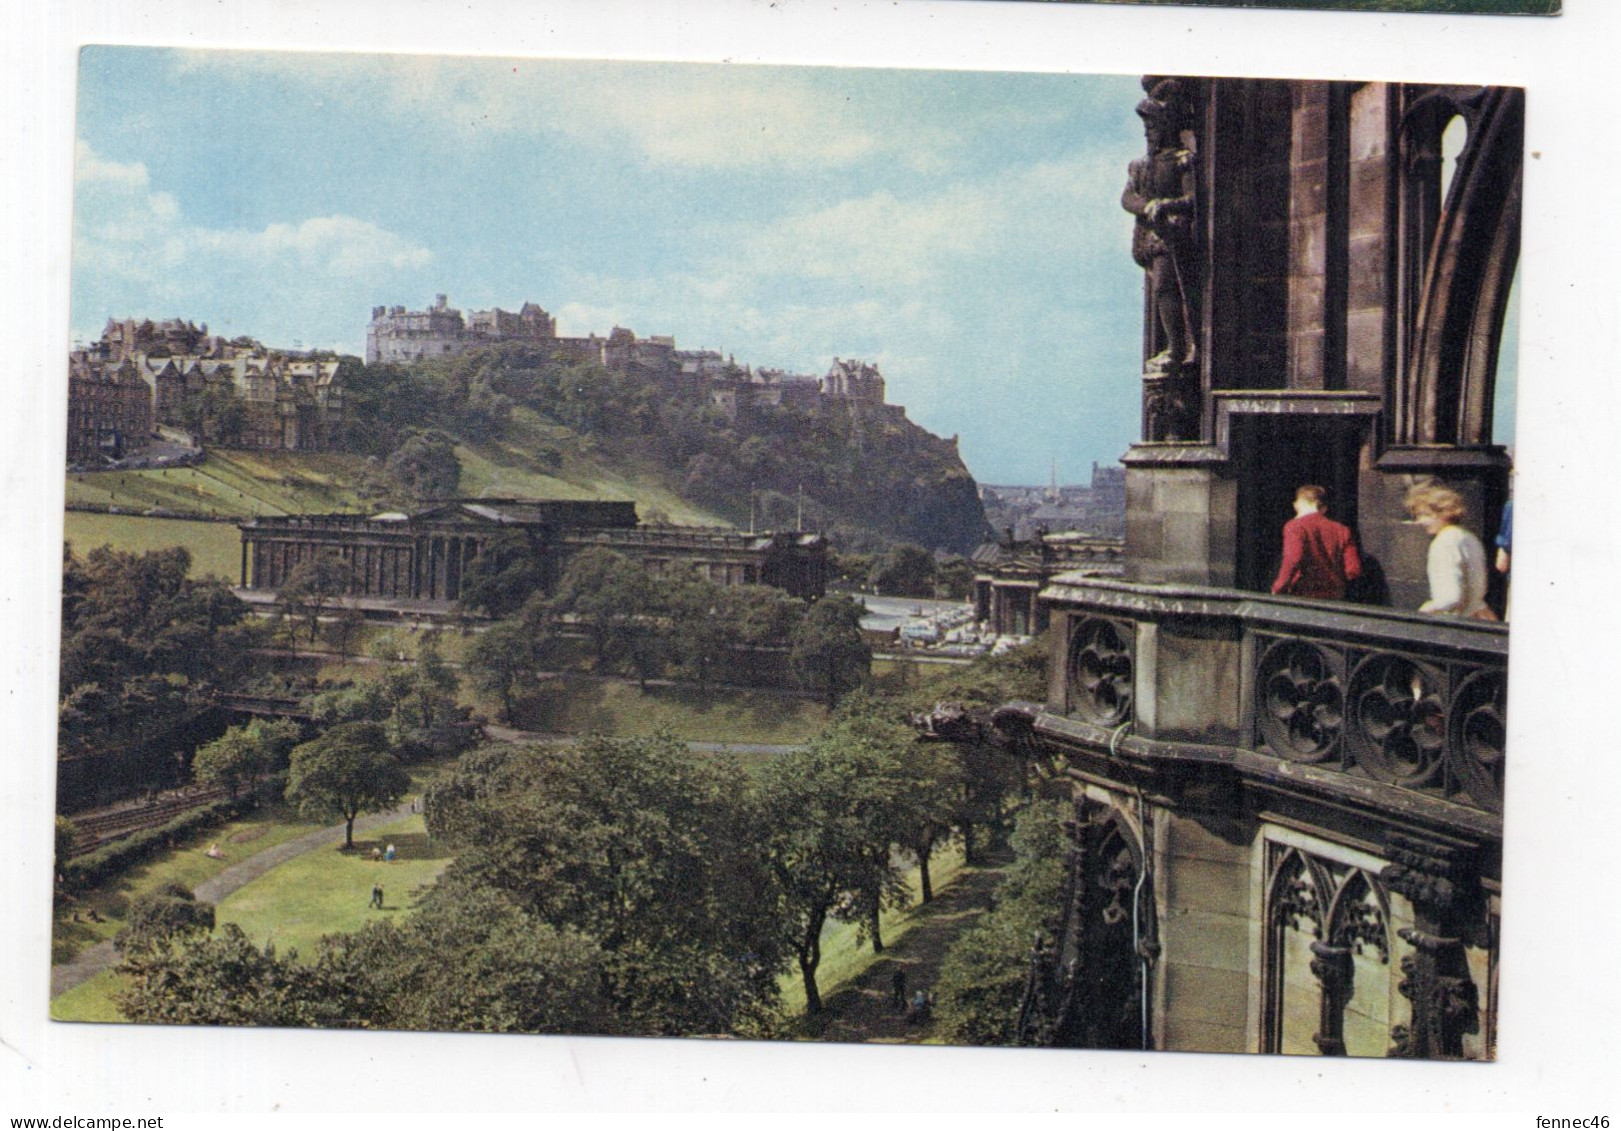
[811,856,1010,1045]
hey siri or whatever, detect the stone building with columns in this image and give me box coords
[967,77,1516,1059]
[971,530,1125,638]
[237,499,828,604]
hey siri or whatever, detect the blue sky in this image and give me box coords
[70,48,1515,483]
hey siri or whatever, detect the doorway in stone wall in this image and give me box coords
[1231,413,1367,595]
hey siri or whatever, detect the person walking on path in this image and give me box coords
[1406,483,1493,619]
[370,883,384,910]
[1272,485,1362,600]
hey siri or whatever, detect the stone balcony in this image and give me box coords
[1037,574,1507,840]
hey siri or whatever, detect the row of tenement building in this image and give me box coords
[67,318,342,463]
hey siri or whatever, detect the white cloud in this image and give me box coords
[164,50,988,172]
[718,151,1134,294]
[202,217,434,275]
[74,139,149,189]
[545,144,1143,447]
[72,139,433,328]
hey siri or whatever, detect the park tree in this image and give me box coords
[304,680,392,728]
[464,618,544,725]
[276,551,356,644]
[322,887,610,1035]
[933,801,1068,1046]
[193,726,266,800]
[756,735,909,1014]
[54,817,77,880]
[457,530,548,618]
[790,595,871,709]
[327,602,367,657]
[828,550,875,591]
[425,734,786,1035]
[285,721,410,849]
[380,632,477,761]
[665,575,733,689]
[935,556,976,601]
[115,882,217,955]
[384,429,461,499]
[867,542,938,598]
[815,697,944,950]
[725,583,807,647]
[548,547,659,674]
[193,718,303,799]
[893,738,964,905]
[116,924,366,1029]
[898,633,1055,863]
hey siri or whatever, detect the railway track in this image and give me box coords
[67,783,233,857]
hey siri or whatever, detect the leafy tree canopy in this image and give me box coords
[285,721,410,848]
[425,734,786,1035]
[790,595,872,709]
[384,429,461,499]
[868,542,938,598]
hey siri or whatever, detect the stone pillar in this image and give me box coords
[1309,941,1353,1056]
[1380,834,1482,1059]
[1345,84,1395,398]
[1122,457,1238,588]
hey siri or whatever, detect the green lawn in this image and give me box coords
[502,675,827,745]
[215,813,450,958]
[50,969,126,1023]
[778,843,967,1016]
[52,804,327,966]
[63,512,242,582]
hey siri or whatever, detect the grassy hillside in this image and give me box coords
[455,407,726,526]
[65,451,373,518]
[65,416,730,532]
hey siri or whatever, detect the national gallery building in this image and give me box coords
[237,499,829,604]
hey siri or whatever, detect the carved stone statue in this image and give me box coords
[1123,78,1197,376]
[1122,76,1200,442]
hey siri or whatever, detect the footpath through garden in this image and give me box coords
[812,855,1010,1045]
[481,723,806,757]
[50,799,416,999]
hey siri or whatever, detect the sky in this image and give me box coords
[70,47,1516,485]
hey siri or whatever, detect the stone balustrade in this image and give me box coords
[1041,574,1507,826]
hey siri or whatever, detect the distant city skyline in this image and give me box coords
[71,49,1517,485]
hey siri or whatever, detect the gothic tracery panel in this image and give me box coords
[1264,843,1392,1057]
[1257,638,1344,763]
[1346,652,1448,788]
[1067,617,1134,728]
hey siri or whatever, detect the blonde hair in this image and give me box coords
[1404,482,1467,525]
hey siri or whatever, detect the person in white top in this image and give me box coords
[1404,483,1494,619]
